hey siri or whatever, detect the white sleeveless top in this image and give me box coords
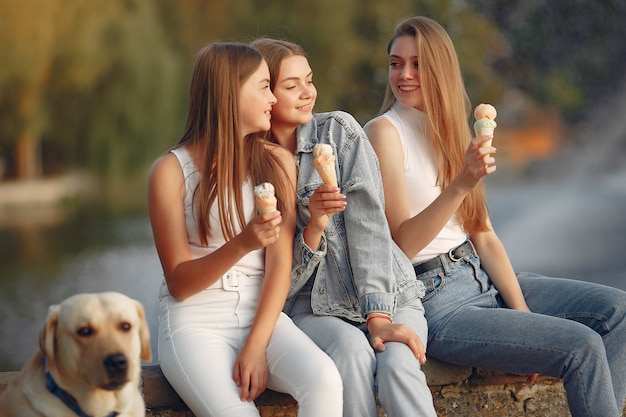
[171,146,264,276]
[378,103,467,263]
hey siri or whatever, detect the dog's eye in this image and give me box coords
[120,322,132,332]
[77,326,94,337]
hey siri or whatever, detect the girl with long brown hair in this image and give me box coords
[365,16,626,417]
[148,42,342,417]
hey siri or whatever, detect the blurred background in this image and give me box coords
[1,0,625,371]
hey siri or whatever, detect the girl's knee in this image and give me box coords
[571,330,605,360]
[377,342,421,377]
[297,358,343,414]
[327,334,375,367]
[606,289,626,318]
[316,359,343,392]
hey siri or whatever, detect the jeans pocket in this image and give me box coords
[417,271,446,303]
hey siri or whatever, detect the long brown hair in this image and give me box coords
[250,37,307,146]
[250,38,306,92]
[379,17,488,233]
[176,42,291,244]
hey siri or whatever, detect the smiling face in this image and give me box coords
[269,55,317,139]
[239,60,277,136]
[388,35,424,112]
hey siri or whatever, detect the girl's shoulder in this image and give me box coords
[262,140,290,157]
[311,111,366,141]
[364,113,394,131]
[147,151,186,203]
[313,110,358,127]
[149,144,200,184]
[149,151,180,178]
[262,140,296,172]
[364,115,399,143]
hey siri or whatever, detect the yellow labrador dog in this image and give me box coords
[0,292,151,417]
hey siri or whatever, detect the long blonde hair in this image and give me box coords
[379,16,488,233]
[176,42,290,244]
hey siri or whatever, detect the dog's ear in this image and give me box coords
[134,300,152,362]
[39,304,60,364]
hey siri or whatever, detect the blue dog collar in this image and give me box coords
[45,370,119,417]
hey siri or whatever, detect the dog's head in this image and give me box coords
[39,292,152,392]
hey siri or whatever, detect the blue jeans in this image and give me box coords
[417,253,626,417]
[288,280,437,417]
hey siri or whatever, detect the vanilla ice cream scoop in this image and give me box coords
[254,182,277,214]
[474,103,497,121]
[473,103,498,146]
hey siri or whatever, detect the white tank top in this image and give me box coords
[171,146,264,276]
[378,103,467,263]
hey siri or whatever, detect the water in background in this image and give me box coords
[0,212,163,372]
[487,170,626,288]
[0,166,625,372]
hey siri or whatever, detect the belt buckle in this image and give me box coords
[448,246,462,262]
[223,271,240,291]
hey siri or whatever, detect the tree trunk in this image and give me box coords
[15,129,41,180]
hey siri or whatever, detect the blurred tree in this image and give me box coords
[0,0,76,179]
[467,0,626,122]
[0,0,183,188]
[156,0,235,55]
[344,0,505,122]
[2,0,620,207]
[44,1,183,188]
[206,0,503,123]
[331,0,417,122]
[224,0,362,114]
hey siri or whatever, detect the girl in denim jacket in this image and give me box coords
[252,38,438,417]
[365,16,626,417]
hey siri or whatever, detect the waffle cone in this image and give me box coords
[314,159,338,186]
[255,196,277,214]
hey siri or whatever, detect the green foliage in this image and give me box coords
[467,0,626,121]
[540,70,585,117]
[44,0,185,181]
[0,0,623,203]
[0,0,187,181]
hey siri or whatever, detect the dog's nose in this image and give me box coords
[103,353,128,377]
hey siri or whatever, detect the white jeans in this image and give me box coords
[157,271,343,417]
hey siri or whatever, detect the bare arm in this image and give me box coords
[148,153,276,301]
[470,222,530,312]
[233,145,298,401]
[365,118,495,260]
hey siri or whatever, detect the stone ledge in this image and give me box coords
[3,361,625,417]
[141,365,297,415]
[140,361,574,417]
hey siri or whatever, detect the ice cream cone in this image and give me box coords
[473,103,497,147]
[254,182,277,214]
[312,144,338,186]
[474,120,496,145]
[475,127,495,137]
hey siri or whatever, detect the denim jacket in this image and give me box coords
[284,111,425,322]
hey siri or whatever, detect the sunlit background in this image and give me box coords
[1,0,625,372]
